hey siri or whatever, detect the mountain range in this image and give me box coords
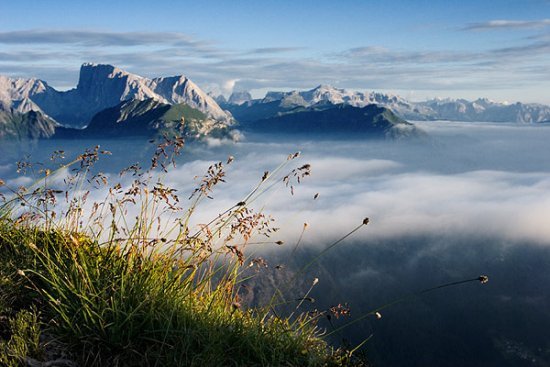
[1,64,426,141]
[220,85,550,123]
[4,63,546,143]
[55,98,232,140]
[0,63,232,129]
[237,102,426,139]
[0,108,57,140]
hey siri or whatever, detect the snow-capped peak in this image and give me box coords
[0,63,233,127]
[77,64,229,122]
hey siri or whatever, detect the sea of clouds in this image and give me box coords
[2,121,550,366]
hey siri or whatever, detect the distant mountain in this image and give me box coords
[0,106,57,140]
[210,93,227,105]
[223,85,550,123]
[264,85,411,108]
[416,98,550,123]
[57,98,232,140]
[0,63,232,128]
[222,85,425,123]
[221,99,292,123]
[239,103,426,139]
[228,91,252,105]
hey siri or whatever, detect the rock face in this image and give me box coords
[211,93,227,105]
[228,91,252,105]
[417,98,550,123]
[223,85,550,123]
[56,98,232,140]
[0,63,232,128]
[0,105,57,140]
[0,76,53,113]
[261,85,406,108]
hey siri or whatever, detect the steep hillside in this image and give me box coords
[0,107,57,140]
[222,85,550,123]
[240,103,426,139]
[0,64,232,128]
[58,98,231,140]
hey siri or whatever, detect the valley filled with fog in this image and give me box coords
[1,121,550,366]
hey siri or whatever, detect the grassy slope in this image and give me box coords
[0,225,335,366]
[0,146,365,367]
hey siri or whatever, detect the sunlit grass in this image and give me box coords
[0,136,489,366]
[0,138,369,366]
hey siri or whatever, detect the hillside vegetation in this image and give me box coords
[0,141,368,367]
[57,99,232,140]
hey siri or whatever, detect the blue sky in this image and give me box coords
[1,0,549,103]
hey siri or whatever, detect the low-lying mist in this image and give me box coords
[1,121,549,366]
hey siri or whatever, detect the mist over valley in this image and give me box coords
[2,2,550,364]
[2,120,549,366]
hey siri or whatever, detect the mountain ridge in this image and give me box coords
[237,102,427,140]
[219,84,550,123]
[0,105,58,140]
[56,98,233,140]
[0,63,232,128]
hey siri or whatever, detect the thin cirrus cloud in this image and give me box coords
[462,19,550,31]
[0,30,303,60]
[341,46,483,64]
[245,47,307,55]
[0,29,207,48]
[493,39,550,56]
[0,27,548,103]
[343,39,550,65]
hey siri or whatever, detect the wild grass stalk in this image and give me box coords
[0,138,360,366]
[0,137,489,366]
[325,275,489,339]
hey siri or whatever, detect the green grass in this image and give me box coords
[162,103,208,122]
[0,308,42,366]
[0,224,336,366]
[0,141,368,366]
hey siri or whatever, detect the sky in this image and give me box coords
[0,0,549,103]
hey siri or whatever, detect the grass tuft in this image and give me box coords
[0,308,42,366]
[0,138,368,366]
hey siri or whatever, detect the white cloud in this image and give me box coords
[2,113,550,250]
[463,19,550,31]
[136,122,550,247]
[222,79,240,94]
[1,28,549,104]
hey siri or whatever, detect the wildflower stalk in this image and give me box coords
[300,218,369,275]
[326,275,489,337]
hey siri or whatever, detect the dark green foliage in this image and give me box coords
[0,308,43,366]
[0,224,339,366]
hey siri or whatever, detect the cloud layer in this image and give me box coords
[2,121,549,248]
[2,123,550,367]
[463,19,550,31]
[0,30,205,47]
[0,23,549,103]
